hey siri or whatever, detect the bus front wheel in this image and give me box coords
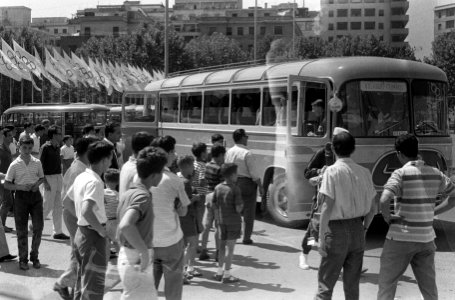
[266,174,306,228]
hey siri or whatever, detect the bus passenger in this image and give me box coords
[271,94,286,126]
[307,99,326,136]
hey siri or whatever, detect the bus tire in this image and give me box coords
[266,174,306,228]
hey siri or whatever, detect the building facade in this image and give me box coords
[319,0,409,48]
[0,6,31,27]
[434,2,455,37]
[31,17,80,37]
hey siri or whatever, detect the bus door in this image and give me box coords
[285,75,332,221]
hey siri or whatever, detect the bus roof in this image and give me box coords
[3,103,110,114]
[142,57,447,91]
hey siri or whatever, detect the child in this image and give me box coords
[213,163,243,283]
[177,155,203,284]
[104,168,120,255]
[117,146,167,299]
[191,142,208,242]
[4,136,45,270]
[60,135,74,175]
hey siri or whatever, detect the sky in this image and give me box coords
[0,0,321,18]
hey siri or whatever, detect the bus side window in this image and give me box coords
[180,92,202,123]
[160,94,179,123]
[302,86,327,137]
[203,90,229,124]
[231,89,260,125]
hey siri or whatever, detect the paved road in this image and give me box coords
[0,210,454,300]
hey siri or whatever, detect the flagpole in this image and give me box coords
[21,80,23,105]
[41,77,44,103]
[9,79,12,108]
[164,0,169,77]
[254,0,257,62]
[68,83,71,103]
[32,80,34,103]
[292,0,296,58]
[77,83,80,102]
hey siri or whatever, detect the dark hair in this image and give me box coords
[191,142,207,158]
[47,125,61,139]
[220,163,238,178]
[74,137,99,157]
[2,128,12,137]
[63,135,72,143]
[105,122,120,138]
[211,144,226,158]
[151,135,176,153]
[132,132,154,155]
[87,141,114,165]
[23,122,33,129]
[34,124,45,133]
[395,134,419,158]
[104,168,120,184]
[177,155,194,168]
[19,135,34,146]
[332,132,355,157]
[136,146,168,179]
[41,119,50,126]
[211,133,224,144]
[5,125,14,131]
[232,129,247,143]
[83,124,95,135]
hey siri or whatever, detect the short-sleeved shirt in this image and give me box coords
[0,143,12,174]
[150,167,191,247]
[119,156,137,197]
[213,182,243,226]
[70,168,107,226]
[319,158,376,221]
[225,144,260,181]
[205,161,222,192]
[40,142,62,175]
[5,155,44,185]
[192,160,208,195]
[9,139,17,155]
[30,133,40,155]
[118,182,154,248]
[104,188,119,220]
[61,145,75,160]
[383,160,455,243]
[62,159,87,201]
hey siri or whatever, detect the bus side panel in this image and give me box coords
[121,123,159,159]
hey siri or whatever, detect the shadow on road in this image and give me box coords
[0,261,62,278]
[251,242,301,253]
[434,219,455,252]
[232,254,280,270]
[189,270,295,294]
[357,272,417,285]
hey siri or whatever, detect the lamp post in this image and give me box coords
[164,0,169,77]
[254,0,258,62]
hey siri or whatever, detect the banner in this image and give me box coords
[71,52,100,91]
[13,40,42,78]
[53,48,78,85]
[45,48,69,84]
[1,38,32,81]
[34,47,62,89]
[0,49,22,81]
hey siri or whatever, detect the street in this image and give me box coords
[0,210,454,300]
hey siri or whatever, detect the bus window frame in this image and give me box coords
[159,92,180,123]
[122,92,159,124]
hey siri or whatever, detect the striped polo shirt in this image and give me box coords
[384,160,455,243]
[192,160,208,195]
[5,155,44,186]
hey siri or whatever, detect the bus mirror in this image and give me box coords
[328,95,343,113]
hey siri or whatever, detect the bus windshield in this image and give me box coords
[337,80,410,137]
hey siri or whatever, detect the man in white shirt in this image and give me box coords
[103,122,121,169]
[30,125,45,158]
[150,136,190,300]
[70,140,113,300]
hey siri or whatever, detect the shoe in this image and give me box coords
[222,275,240,283]
[19,261,29,270]
[53,282,71,300]
[298,253,310,270]
[3,226,13,233]
[242,239,253,245]
[199,249,210,261]
[215,250,219,262]
[187,269,202,277]
[32,259,41,269]
[213,274,223,281]
[53,233,70,240]
[183,274,191,285]
[0,254,17,262]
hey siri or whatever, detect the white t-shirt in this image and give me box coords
[30,133,40,155]
[119,156,136,197]
[62,159,87,200]
[69,168,107,226]
[61,145,75,160]
[9,139,17,155]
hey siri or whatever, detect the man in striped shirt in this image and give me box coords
[378,134,455,300]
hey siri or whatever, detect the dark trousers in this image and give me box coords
[153,239,185,300]
[56,209,78,288]
[74,226,108,300]
[14,190,43,263]
[0,184,13,226]
[237,177,257,242]
[315,217,365,300]
[302,197,319,254]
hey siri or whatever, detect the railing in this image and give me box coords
[168,59,268,77]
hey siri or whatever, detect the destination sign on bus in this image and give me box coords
[360,81,407,93]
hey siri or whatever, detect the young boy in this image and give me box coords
[61,135,75,176]
[117,146,167,299]
[213,163,243,283]
[177,155,203,284]
[5,136,45,270]
[104,168,120,255]
[200,144,226,261]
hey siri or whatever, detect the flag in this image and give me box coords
[13,40,42,78]
[63,51,87,87]
[89,57,109,90]
[1,38,32,81]
[102,60,123,93]
[34,47,61,89]
[53,48,79,85]
[71,52,100,91]
[0,49,22,81]
[45,48,69,84]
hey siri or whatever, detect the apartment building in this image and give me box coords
[320,0,409,48]
[434,2,455,36]
[31,17,80,37]
[0,6,31,27]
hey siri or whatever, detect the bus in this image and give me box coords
[121,57,451,227]
[2,103,110,138]
[108,105,122,123]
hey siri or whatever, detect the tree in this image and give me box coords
[425,31,455,96]
[184,32,248,68]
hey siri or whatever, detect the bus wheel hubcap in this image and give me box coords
[275,185,288,218]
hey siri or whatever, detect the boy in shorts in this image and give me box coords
[177,155,203,283]
[104,168,120,255]
[213,163,243,283]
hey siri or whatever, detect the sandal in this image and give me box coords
[188,269,203,277]
[222,275,240,284]
[213,274,223,281]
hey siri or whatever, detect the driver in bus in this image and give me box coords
[368,92,396,135]
[307,99,326,136]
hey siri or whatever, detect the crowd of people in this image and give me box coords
[0,117,454,300]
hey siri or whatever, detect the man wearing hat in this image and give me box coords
[308,99,326,136]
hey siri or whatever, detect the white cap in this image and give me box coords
[333,127,349,136]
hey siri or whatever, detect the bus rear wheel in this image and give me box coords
[266,174,306,228]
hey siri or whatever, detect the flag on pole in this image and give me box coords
[45,48,69,84]
[13,40,42,78]
[34,47,62,89]
[63,51,87,88]
[71,52,100,91]
[53,48,79,85]
[0,49,22,81]
[1,38,32,81]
